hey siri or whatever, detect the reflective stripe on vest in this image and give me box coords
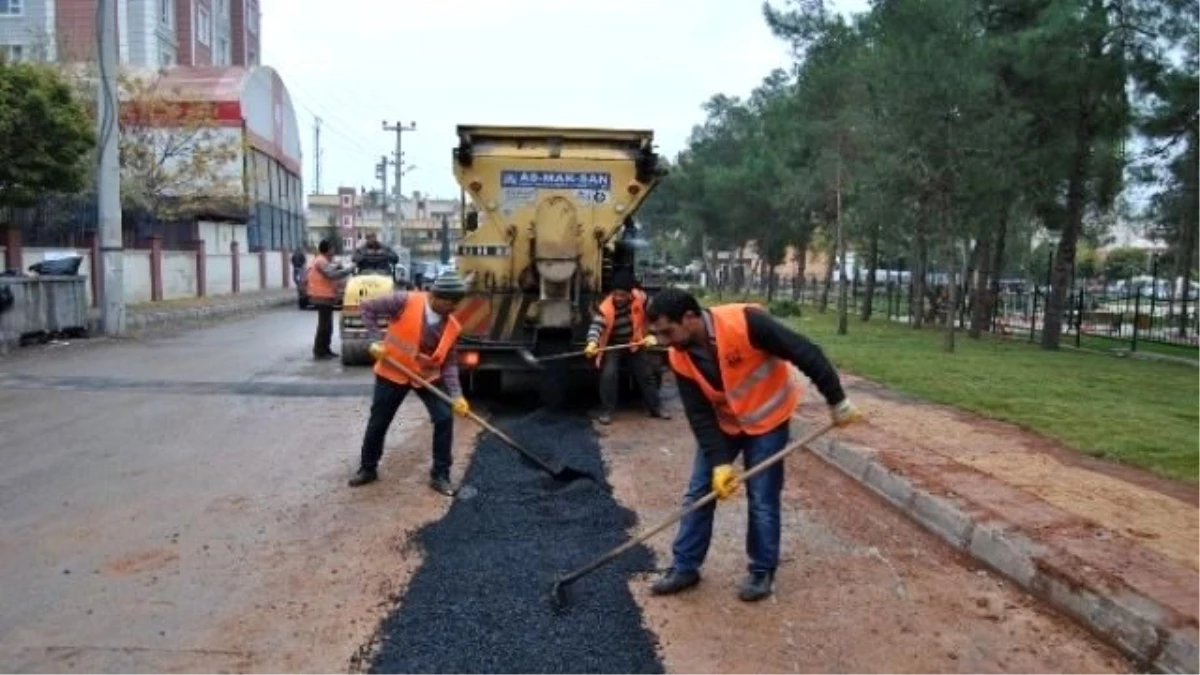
[595,289,646,366]
[667,304,801,436]
[306,254,337,300]
[373,292,462,387]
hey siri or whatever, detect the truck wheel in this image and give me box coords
[341,340,372,366]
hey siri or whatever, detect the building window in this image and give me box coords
[197,7,211,45]
[0,0,22,16]
[247,2,258,33]
[159,0,171,26]
[340,195,352,208]
[341,215,353,228]
[216,0,228,17]
[0,44,24,61]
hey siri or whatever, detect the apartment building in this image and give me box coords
[306,188,465,260]
[0,0,259,67]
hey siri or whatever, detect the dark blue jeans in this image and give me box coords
[360,375,454,479]
[670,422,790,575]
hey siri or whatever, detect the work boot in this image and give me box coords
[650,568,700,596]
[738,571,774,602]
[650,409,672,420]
[596,412,612,425]
[348,468,378,487]
[428,475,455,496]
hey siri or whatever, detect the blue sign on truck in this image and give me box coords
[500,170,611,190]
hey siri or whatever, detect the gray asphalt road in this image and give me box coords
[0,310,452,673]
[0,309,1132,674]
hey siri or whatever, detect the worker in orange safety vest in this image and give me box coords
[307,239,354,360]
[644,287,864,602]
[347,271,471,496]
[584,268,669,425]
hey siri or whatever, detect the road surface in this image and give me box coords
[0,310,1129,672]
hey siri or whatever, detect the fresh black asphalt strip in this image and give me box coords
[365,408,665,674]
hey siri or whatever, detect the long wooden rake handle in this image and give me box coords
[553,421,836,590]
[378,353,566,478]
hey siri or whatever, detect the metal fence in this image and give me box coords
[8,194,305,252]
[725,275,1199,355]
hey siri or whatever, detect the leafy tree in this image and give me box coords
[118,72,243,221]
[1103,247,1150,280]
[0,60,94,209]
[646,0,1195,353]
[1136,2,1198,334]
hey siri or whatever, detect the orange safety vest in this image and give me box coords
[306,254,338,300]
[595,289,647,366]
[667,304,801,436]
[374,292,462,387]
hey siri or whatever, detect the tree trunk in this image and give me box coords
[819,235,835,313]
[766,263,777,302]
[793,241,809,300]
[1176,141,1195,336]
[988,209,1009,331]
[1042,110,1091,350]
[943,243,958,352]
[911,229,928,329]
[860,224,880,321]
[940,190,957,352]
[968,233,995,338]
[835,165,849,336]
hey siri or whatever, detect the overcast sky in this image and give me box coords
[263,0,869,202]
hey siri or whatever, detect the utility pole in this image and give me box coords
[97,0,124,336]
[312,117,323,194]
[382,120,416,247]
[375,154,393,243]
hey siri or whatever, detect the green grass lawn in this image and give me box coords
[779,307,1199,481]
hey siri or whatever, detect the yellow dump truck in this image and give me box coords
[448,125,668,405]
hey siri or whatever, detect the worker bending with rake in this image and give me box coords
[584,268,669,425]
[348,271,471,496]
[645,288,863,601]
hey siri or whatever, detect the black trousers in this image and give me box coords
[312,300,335,357]
[360,375,454,479]
[599,348,662,415]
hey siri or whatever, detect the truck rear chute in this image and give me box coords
[450,124,666,402]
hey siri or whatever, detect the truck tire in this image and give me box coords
[341,340,373,366]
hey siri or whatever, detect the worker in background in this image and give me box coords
[584,268,669,425]
[348,271,471,496]
[353,232,400,275]
[644,287,863,602]
[307,239,354,360]
[290,245,307,286]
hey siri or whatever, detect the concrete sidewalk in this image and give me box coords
[795,375,1198,673]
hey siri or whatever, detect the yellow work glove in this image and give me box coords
[831,398,864,427]
[583,341,600,358]
[452,397,470,417]
[368,341,385,361]
[711,464,739,500]
[639,334,659,348]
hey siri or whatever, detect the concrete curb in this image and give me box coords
[86,293,295,336]
[806,434,1199,674]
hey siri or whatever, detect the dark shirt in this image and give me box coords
[353,244,400,272]
[673,307,847,465]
